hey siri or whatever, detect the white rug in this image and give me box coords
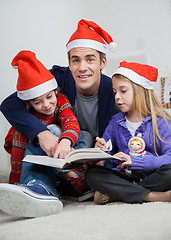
[0,200,171,240]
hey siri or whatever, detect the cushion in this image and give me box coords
[161,77,171,109]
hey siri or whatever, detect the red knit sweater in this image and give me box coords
[4,93,80,184]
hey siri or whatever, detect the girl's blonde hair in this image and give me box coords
[113,74,171,153]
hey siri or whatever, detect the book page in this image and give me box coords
[65,148,114,163]
[23,155,68,168]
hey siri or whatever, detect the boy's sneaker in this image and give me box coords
[0,183,63,218]
[58,176,94,202]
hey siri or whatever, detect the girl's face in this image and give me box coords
[112,76,135,114]
[30,90,57,116]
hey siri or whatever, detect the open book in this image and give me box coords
[23,140,123,169]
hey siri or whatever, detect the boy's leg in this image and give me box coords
[20,124,63,197]
[59,130,94,201]
[0,125,63,218]
[74,130,93,149]
[20,142,60,198]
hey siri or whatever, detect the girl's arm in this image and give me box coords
[130,120,171,172]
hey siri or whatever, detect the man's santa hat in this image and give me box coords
[66,19,117,54]
[113,61,158,90]
[11,50,57,100]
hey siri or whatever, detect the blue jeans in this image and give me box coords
[20,125,93,198]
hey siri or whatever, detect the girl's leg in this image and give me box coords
[139,164,171,202]
[85,166,150,203]
[143,191,171,202]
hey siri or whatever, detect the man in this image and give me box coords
[0,19,118,218]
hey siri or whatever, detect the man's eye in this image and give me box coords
[87,58,94,62]
[72,59,79,63]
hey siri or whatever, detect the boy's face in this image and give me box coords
[69,48,106,96]
[30,90,57,116]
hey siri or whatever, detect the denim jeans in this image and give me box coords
[20,125,93,198]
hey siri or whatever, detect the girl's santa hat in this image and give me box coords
[113,61,158,90]
[66,19,117,54]
[11,50,57,100]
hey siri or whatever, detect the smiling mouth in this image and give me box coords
[78,74,91,80]
[45,107,53,112]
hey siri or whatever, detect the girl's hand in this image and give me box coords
[95,137,107,149]
[114,152,132,169]
[53,138,72,159]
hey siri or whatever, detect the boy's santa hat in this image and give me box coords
[113,61,158,90]
[11,50,57,100]
[66,19,117,54]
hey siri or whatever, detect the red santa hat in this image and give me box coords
[11,50,58,100]
[66,19,117,54]
[113,61,158,90]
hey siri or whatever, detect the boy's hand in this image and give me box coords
[53,138,72,159]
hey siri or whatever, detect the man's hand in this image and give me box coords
[37,130,59,157]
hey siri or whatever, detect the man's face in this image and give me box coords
[69,48,106,96]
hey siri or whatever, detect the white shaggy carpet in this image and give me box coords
[0,200,171,240]
[0,171,171,240]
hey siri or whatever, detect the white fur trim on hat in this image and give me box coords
[113,67,155,90]
[17,78,58,100]
[66,39,107,53]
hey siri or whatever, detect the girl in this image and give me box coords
[85,61,171,204]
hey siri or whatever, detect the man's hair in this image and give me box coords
[67,50,106,64]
